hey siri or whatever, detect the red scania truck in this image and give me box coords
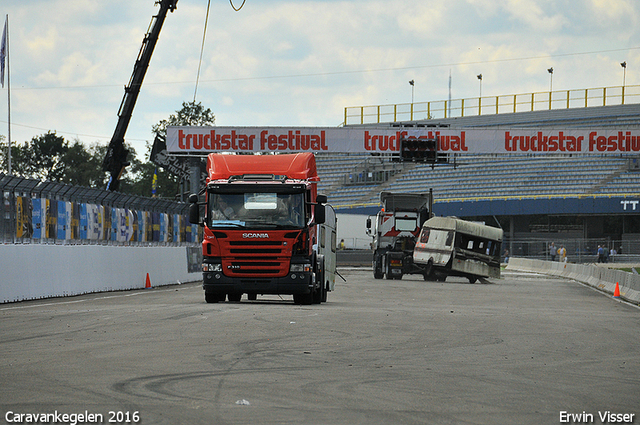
[189,153,337,305]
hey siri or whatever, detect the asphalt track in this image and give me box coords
[1,269,639,425]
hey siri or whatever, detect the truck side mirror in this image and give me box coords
[366,217,371,230]
[317,194,328,204]
[188,194,201,225]
[314,203,326,225]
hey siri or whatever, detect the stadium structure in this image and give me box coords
[315,87,640,262]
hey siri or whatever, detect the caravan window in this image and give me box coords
[331,230,336,253]
[457,233,501,257]
[445,231,454,246]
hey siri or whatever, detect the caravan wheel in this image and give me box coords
[423,259,434,281]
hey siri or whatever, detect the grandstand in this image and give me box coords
[317,99,640,258]
[317,153,640,208]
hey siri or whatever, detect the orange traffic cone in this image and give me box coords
[145,273,151,289]
[613,282,620,298]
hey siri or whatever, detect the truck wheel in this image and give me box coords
[385,260,393,280]
[373,257,383,279]
[293,293,313,305]
[228,292,242,302]
[205,292,225,303]
[321,282,328,303]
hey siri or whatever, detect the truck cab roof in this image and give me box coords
[207,153,319,182]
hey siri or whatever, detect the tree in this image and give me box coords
[152,100,215,136]
[60,141,110,187]
[131,101,216,199]
[1,101,215,199]
[3,132,69,181]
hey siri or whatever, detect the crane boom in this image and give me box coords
[103,0,178,191]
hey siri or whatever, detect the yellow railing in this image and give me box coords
[343,85,640,126]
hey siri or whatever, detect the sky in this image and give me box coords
[0,0,639,162]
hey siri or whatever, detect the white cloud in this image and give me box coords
[1,0,639,161]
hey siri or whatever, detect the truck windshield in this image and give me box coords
[209,192,305,229]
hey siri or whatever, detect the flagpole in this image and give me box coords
[5,14,11,175]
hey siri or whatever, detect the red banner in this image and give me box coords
[166,126,640,155]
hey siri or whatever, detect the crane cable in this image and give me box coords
[230,0,246,11]
[193,0,211,102]
[194,0,246,101]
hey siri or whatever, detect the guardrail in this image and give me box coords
[344,85,640,125]
[506,257,640,304]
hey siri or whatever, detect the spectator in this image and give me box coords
[597,245,606,263]
[549,242,557,261]
[558,245,567,263]
[339,239,345,250]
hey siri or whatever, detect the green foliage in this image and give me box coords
[140,101,215,199]
[152,101,215,137]
[1,133,124,189]
[0,100,214,200]
[1,132,68,181]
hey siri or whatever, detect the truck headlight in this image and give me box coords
[203,263,222,272]
[290,263,311,273]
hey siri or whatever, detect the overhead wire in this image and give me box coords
[230,0,246,11]
[193,0,211,102]
[11,46,640,92]
[194,0,246,101]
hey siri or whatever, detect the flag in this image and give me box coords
[151,168,158,197]
[0,17,6,88]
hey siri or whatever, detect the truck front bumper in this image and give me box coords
[202,271,313,295]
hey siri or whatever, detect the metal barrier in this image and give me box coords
[344,84,640,125]
[1,174,200,245]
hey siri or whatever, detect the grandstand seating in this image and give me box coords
[315,153,640,209]
[324,102,640,210]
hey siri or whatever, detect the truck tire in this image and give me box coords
[293,293,313,305]
[228,292,242,302]
[373,256,383,279]
[205,292,226,303]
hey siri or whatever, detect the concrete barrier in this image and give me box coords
[1,244,200,303]
[506,257,640,304]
